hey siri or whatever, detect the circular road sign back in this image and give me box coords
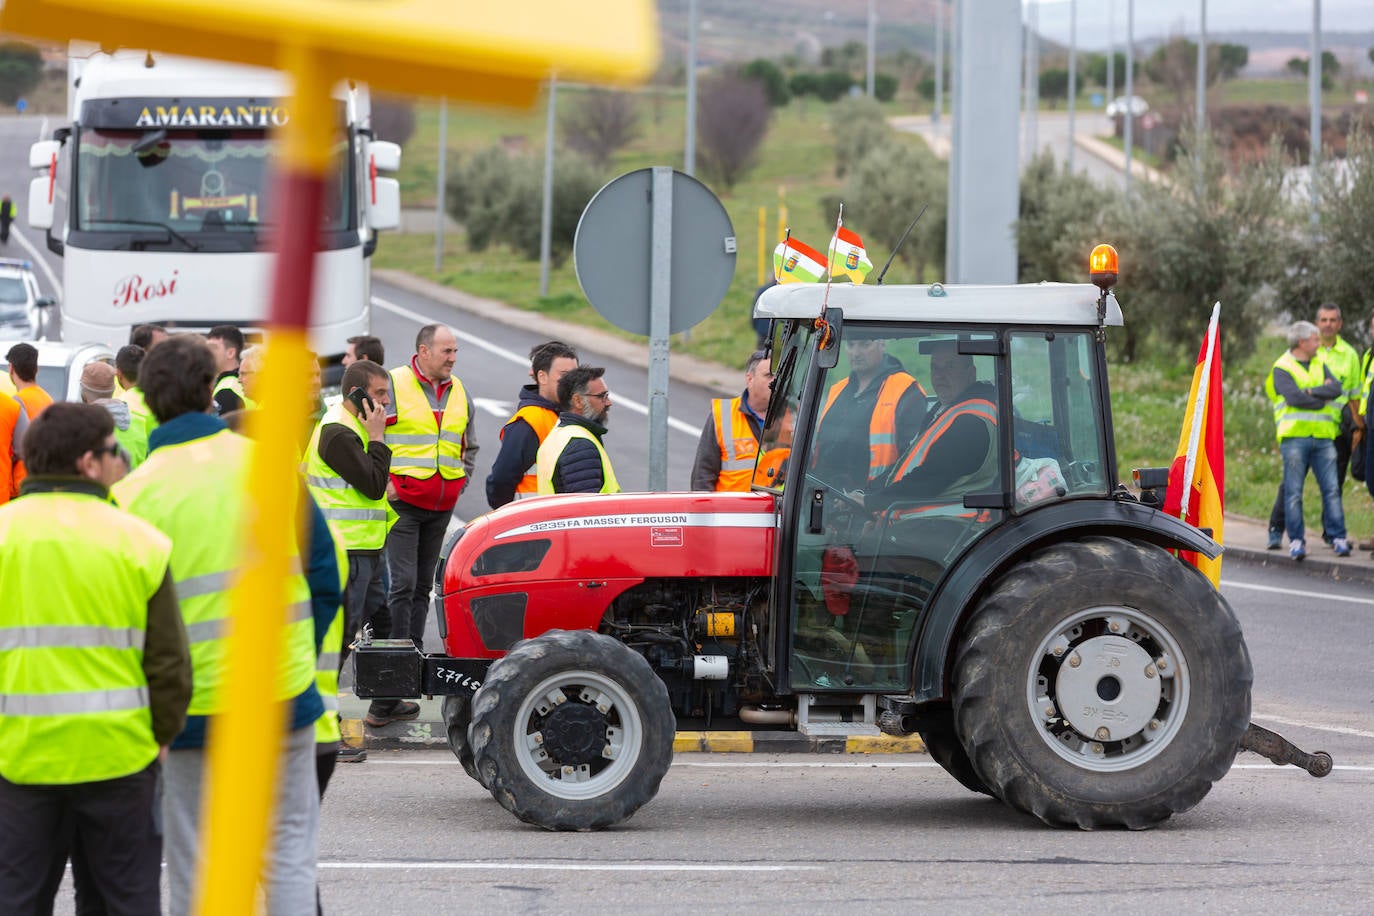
[574,168,736,336]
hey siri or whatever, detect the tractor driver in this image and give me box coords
[811,337,926,498]
[866,341,998,511]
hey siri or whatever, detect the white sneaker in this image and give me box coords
[1333,538,1352,557]
[1290,539,1306,561]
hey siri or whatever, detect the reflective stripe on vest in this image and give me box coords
[1271,352,1339,441]
[315,521,349,745]
[304,404,391,551]
[888,399,999,511]
[819,372,920,481]
[112,429,316,716]
[536,423,621,494]
[0,491,169,785]
[504,404,560,495]
[386,365,469,480]
[712,396,761,491]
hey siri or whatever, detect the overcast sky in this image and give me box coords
[1025,1,1373,51]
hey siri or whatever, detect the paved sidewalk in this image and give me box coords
[1215,512,1374,584]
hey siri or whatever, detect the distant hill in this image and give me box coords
[654,3,1374,78]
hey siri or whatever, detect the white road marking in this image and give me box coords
[1221,579,1374,607]
[472,396,512,419]
[373,295,699,436]
[357,757,1374,773]
[8,226,63,299]
[318,861,821,872]
[1251,711,1374,741]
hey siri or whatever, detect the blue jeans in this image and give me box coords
[1281,436,1346,544]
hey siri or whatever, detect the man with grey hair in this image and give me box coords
[80,360,143,468]
[1266,320,1349,560]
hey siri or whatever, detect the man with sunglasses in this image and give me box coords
[536,366,620,495]
[0,403,191,913]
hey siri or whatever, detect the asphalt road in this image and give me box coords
[312,557,1374,912]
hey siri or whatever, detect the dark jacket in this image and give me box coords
[212,371,244,416]
[813,354,927,491]
[486,384,559,509]
[867,380,997,508]
[551,413,612,494]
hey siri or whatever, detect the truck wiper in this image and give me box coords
[87,219,201,252]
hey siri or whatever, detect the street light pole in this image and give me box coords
[1124,0,1134,197]
[684,0,697,176]
[867,0,877,97]
[539,77,556,297]
[1309,0,1321,227]
[933,0,943,126]
[1106,0,1115,111]
[1195,0,1207,134]
[434,98,446,273]
[1067,0,1076,173]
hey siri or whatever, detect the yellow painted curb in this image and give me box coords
[845,734,926,754]
[675,731,755,753]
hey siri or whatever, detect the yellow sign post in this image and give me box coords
[0,1,658,912]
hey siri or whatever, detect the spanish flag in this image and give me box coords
[1163,302,1224,587]
[827,226,873,284]
[773,238,827,284]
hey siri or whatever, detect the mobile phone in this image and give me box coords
[346,387,375,414]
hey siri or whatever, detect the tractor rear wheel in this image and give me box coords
[953,537,1251,829]
[919,713,991,796]
[469,629,675,831]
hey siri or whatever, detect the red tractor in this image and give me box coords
[355,256,1329,830]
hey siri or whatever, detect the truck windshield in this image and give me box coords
[73,128,354,249]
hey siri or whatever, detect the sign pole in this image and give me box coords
[647,166,672,492]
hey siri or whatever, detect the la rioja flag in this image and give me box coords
[1162,303,1224,586]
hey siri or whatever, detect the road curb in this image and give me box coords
[1224,544,1374,585]
[341,717,927,755]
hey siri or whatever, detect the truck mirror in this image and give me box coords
[27,176,53,231]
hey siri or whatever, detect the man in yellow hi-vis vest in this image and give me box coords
[385,324,477,650]
[0,402,190,914]
[113,334,332,914]
[691,349,773,491]
[1266,320,1349,561]
[536,366,620,494]
[486,340,578,508]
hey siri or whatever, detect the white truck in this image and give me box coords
[25,44,402,374]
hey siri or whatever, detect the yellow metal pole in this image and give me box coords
[195,45,335,916]
[777,186,787,242]
[757,207,766,286]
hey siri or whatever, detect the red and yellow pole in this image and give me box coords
[194,47,335,915]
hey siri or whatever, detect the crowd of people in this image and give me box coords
[1266,303,1374,562]
[0,313,684,911]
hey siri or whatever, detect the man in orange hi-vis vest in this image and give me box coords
[691,349,773,491]
[812,337,926,497]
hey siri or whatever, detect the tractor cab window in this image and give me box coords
[753,321,809,491]
[788,326,1002,693]
[1008,331,1109,509]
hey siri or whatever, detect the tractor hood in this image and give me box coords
[440,491,779,657]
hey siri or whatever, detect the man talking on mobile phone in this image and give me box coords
[303,360,415,738]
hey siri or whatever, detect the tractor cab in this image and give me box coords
[752,281,1119,695]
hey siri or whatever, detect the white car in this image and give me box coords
[0,258,55,341]
[1105,95,1150,118]
[0,341,114,403]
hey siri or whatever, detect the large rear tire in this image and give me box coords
[953,537,1252,829]
[918,713,991,796]
[469,629,675,831]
